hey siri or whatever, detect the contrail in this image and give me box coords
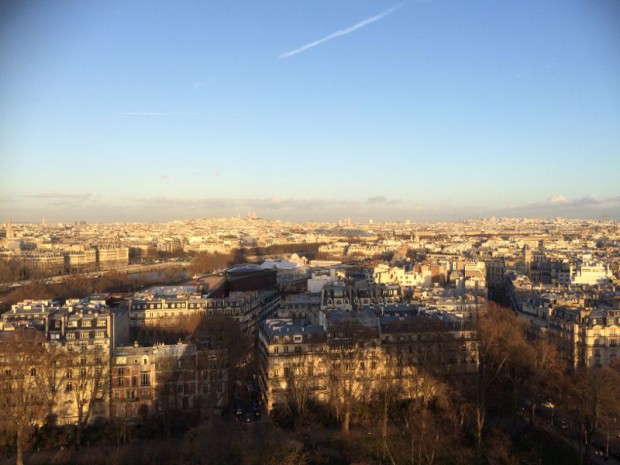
[118,112,204,116]
[279,3,405,59]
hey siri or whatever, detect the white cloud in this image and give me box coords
[118,112,204,116]
[548,195,569,204]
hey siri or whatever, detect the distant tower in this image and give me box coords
[41,216,48,227]
[6,218,14,239]
[523,244,532,275]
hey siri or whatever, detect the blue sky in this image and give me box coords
[1,0,619,222]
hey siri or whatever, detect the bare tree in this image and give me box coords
[474,303,526,446]
[526,337,566,426]
[153,353,178,439]
[379,371,455,465]
[66,347,109,448]
[35,341,70,424]
[325,322,379,434]
[568,367,620,465]
[0,330,47,465]
[373,351,403,451]
[194,315,251,416]
[279,352,318,429]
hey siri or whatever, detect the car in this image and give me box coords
[243,412,253,423]
[252,401,261,418]
[560,421,569,429]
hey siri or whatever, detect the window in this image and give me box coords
[141,372,150,386]
[97,320,106,327]
[66,382,73,392]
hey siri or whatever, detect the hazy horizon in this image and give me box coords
[2,201,619,226]
[1,1,619,223]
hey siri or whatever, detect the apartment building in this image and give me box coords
[65,248,97,273]
[45,300,129,425]
[128,286,262,342]
[258,318,328,413]
[2,299,58,330]
[111,341,226,420]
[20,252,65,275]
[258,309,479,414]
[95,244,129,270]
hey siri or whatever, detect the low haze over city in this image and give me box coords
[1,1,620,465]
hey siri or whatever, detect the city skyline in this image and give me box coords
[2,193,620,224]
[1,0,619,222]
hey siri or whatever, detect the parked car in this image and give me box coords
[252,401,261,418]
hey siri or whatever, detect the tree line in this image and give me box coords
[0,268,187,311]
[188,243,323,274]
[2,303,619,465]
[268,303,620,465]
